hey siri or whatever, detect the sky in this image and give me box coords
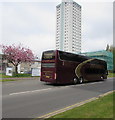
[0,0,113,58]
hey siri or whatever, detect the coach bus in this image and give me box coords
[40,50,108,84]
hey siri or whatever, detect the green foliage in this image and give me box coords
[0,73,13,78]
[0,79,16,82]
[113,48,115,73]
[0,73,31,78]
[106,45,115,73]
[108,72,115,77]
[13,73,31,77]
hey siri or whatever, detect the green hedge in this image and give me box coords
[12,73,31,77]
[0,73,32,78]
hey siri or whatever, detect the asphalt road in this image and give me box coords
[2,77,114,119]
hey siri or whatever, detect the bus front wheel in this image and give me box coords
[101,76,105,81]
[79,77,84,84]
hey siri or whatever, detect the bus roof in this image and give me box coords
[42,50,106,63]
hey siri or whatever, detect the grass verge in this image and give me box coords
[0,73,32,78]
[108,72,115,77]
[0,79,17,82]
[47,92,114,119]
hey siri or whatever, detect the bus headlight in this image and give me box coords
[54,73,57,79]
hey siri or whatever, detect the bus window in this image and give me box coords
[86,68,105,74]
[59,51,89,62]
[41,63,55,68]
[42,50,55,60]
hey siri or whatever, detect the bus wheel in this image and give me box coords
[73,78,78,84]
[79,77,84,84]
[101,76,104,81]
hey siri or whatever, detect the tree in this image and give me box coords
[1,44,34,74]
[108,45,115,72]
[106,44,109,51]
[106,44,115,73]
[112,46,115,73]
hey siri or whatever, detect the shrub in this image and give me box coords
[13,73,31,77]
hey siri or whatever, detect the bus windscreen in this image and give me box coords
[42,51,55,60]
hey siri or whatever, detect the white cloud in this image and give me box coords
[0,0,114,2]
[81,2,113,52]
[2,2,56,57]
[82,34,113,52]
[2,2,56,35]
[1,1,113,57]
[20,34,56,57]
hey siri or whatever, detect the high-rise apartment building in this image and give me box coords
[56,0,81,53]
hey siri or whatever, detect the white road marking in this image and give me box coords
[9,88,52,96]
[9,81,105,96]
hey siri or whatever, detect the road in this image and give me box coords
[2,77,114,119]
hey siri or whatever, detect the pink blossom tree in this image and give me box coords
[1,44,35,74]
